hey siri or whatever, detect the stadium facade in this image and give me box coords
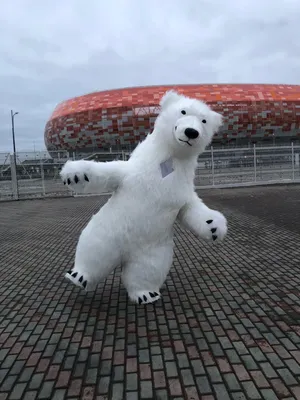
[44,84,300,154]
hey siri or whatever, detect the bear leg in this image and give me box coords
[64,218,122,291]
[122,243,174,305]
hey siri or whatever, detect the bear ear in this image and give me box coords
[160,90,182,110]
[210,111,223,133]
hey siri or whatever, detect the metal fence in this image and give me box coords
[0,151,71,201]
[194,144,300,188]
[1,145,299,201]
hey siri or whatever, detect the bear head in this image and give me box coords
[153,90,223,157]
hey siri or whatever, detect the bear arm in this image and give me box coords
[60,159,127,194]
[177,193,228,242]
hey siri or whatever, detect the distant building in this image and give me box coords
[44,83,300,154]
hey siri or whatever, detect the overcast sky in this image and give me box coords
[0,0,299,152]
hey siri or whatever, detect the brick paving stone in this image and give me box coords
[213,383,231,400]
[285,358,300,375]
[140,381,153,399]
[100,360,112,376]
[153,370,167,388]
[241,381,262,399]
[216,356,232,372]
[0,187,300,399]
[270,378,292,398]
[126,357,137,373]
[73,362,86,378]
[184,386,200,400]
[224,373,241,391]
[231,393,247,400]
[55,371,71,388]
[196,376,212,394]
[260,362,278,379]
[207,366,223,383]
[38,381,55,399]
[233,364,251,381]
[152,354,164,369]
[169,379,182,396]
[112,382,124,400]
[259,389,280,400]
[28,373,44,390]
[98,376,110,395]
[241,355,259,370]
[86,368,98,385]
[8,383,27,400]
[50,390,66,400]
[125,393,138,400]
[67,379,82,397]
[153,389,168,399]
[291,386,300,398]
[126,373,138,391]
[250,370,270,389]
[277,368,298,385]
[165,361,178,377]
[191,359,205,375]
[113,365,124,381]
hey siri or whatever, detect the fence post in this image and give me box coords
[253,144,257,182]
[10,154,19,200]
[291,142,295,181]
[211,146,215,186]
[40,152,46,196]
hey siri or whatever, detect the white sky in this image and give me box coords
[0,0,299,152]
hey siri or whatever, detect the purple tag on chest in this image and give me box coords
[160,157,174,178]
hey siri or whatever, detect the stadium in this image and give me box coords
[44,84,300,155]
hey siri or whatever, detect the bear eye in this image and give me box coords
[202,119,207,123]
[181,110,186,115]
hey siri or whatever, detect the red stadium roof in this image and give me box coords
[50,84,300,120]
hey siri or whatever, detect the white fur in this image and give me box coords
[60,90,227,304]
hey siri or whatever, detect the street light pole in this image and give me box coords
[11,110,19,198]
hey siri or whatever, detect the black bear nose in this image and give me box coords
[184,128,199,139]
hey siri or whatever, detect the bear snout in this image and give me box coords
[184,128,199,140]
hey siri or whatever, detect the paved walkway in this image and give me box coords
[0,185,300,400]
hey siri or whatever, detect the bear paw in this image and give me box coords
[65,268,94,291]
[202,211,227,242]
[60,160,91,192]
[129,290,161,305]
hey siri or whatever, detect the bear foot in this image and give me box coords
[202,211,227,242]
[129,290,161,305]
[65,268,95,291]
[205,219,221,241]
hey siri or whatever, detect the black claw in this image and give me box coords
[79,276,83,283]
[67,270,72,274]
[212,235,218,241]
[138,297,143,304]
[82,280,87,288]
[67,178,71,185]
[154,292,159,296]
[206,219,213,224]
[84,174,89,182]
[63,181,66,185]
[149,292,155,298]
[211,228,217,233]
[72,272,78,278]
[143,295,147,302]
[74,175,79,183]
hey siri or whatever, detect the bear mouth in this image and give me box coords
[179,139,192,147]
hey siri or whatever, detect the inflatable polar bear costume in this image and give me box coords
[60,90,228,304]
